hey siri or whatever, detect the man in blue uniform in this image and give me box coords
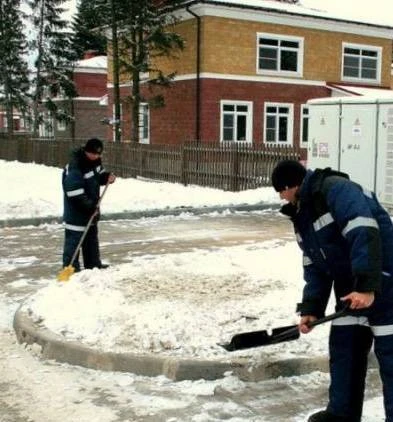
[62,138,116,271]
[271,160,393,422]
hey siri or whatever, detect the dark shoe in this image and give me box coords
[308,410,351,422]
[98,264,109,269]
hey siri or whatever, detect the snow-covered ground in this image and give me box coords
[0,159,386,420]
[0,160,278,220]
[2,159,311,360]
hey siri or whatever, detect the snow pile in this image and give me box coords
[23,238,331,360]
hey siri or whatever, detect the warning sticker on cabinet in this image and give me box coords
[352,125,361,136]
[352,118,361,136]
[318,142,329,158]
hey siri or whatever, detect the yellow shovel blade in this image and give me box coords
[57,265,75,282]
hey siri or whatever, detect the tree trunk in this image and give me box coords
[110,0,121,143]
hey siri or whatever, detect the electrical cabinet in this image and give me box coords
[307,96,393,208]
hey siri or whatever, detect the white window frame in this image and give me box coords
[220,100,253,144]
[341,42,382,84]
[57,109,66,131]
[257,33,304,77]
[19,115,26,130]
[300,104,309,148]
[139,103,150,144]
[39,112,54,138]
[56,87,66,99]
[57,120,66,131]
[264,102,294,146]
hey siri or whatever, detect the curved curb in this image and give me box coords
[12,306,363,382]
[0,203,279,228]
[14,308,243,381]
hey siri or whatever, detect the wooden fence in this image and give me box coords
[0,135,300,191]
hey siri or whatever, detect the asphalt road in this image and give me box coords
[0,210,385,421]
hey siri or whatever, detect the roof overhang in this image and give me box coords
[327,83,393,98]
[176,0,393,39]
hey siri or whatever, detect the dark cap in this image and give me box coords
[271,160,306,192]
[84,138,103,154]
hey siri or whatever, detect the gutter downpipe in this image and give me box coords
[186,6,201,145]
[374,100,380,192]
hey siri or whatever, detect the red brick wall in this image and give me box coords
[198,79,331,147]
[73,101,108,140]
[145,81,196,145]
[73,73,107,98]
[108,78,331,153]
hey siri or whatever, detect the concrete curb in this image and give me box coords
[0,203,279,228]
[14,306,361,382]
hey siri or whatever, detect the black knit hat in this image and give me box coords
[84,138,103,154]
[271,160,307,192]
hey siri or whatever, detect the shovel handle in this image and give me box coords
[269,306,348,346]
[307,305,349,329]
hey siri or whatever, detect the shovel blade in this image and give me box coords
[219,308,349,352]
[57,265,75,282]
[219,324,299,352]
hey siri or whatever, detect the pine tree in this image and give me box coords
[0,0,30,134]
[81,0,125,143]
[71,0,107,59]
[28,0,77,137]
[114,0,185,142]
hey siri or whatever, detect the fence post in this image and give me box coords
[138,144,144,178]
[231,143,240,191]
[181,144,188,186]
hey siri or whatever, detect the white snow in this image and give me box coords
[0,160,278,220]
[0,158,365,359]
[0,159,386,420]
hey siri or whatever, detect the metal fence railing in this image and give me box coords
[0,135,300,191]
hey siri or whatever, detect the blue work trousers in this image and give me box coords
[62,224,101,271]
[327,278,393,421]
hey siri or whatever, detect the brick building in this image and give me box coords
[107,0,393,159]
[40,53,108,141]
[0,107,29,133]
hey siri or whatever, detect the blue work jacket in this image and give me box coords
[281,168,393,318]
[62,148,109,229]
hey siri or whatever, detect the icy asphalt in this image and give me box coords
[0,206,385,421]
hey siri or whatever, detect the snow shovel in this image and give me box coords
[57,181,110,282]
[219,307,348,352]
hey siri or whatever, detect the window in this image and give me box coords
[57,119,66,131]
[220,101,253,143]
[57,109,66,131]
[342,43,381,83]
[39,112,54,137]
[56,87,65,99]
[257,33,303,76]
[264,103,293,145]
[20,115,26,130]
[139,103,150,144]
[300,105,309,148]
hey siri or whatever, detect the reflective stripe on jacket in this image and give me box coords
[62,148,109,227]
[281,168,393,317]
